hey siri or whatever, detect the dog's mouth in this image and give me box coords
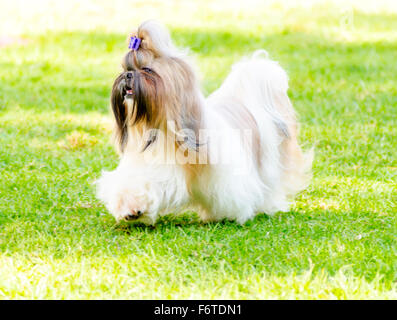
[124,86,133,98]
[125,86,133,95]
[118,78,134,98]
[124,72,134,98]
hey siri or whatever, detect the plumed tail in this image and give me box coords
[230,49,314,198]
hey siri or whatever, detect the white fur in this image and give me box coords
[96,21,312,224]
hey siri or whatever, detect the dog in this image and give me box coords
[96,20,313,225]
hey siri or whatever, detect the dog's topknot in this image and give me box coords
[122,20,185,71]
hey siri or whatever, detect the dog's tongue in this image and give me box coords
[126,89,133,95]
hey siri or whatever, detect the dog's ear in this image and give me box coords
[167,58,203,152]
[111,74,128,149]
[175,106,202,151]
[132,68,165,128]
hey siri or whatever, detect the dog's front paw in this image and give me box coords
[105,189,151,223]
[118,209,144,222]
[96,170,157,223]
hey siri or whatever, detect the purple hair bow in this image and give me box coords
[128,36,141,50]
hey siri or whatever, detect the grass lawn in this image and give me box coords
[0,0,396,299]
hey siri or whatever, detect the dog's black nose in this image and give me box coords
[126,72,133,79]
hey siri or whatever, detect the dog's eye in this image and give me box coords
[141,67,153,73]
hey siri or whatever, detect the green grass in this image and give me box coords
[0,1,396,299]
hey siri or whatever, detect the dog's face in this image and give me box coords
[111,66,165,149]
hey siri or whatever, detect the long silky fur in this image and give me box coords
[97,20,313,225]
[110,73,128,148]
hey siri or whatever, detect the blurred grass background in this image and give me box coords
[0,0,396,299]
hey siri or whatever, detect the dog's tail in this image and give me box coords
[251,50,314,197]
[227,49,292,137]
[240,50,314,197]
[251,49,269,60]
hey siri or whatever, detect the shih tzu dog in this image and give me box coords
[96,20,313,225]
